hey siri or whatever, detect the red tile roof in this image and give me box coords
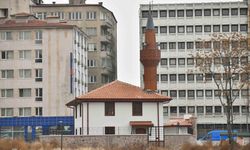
[164,118,192,127]
[66,80,172,106]
[130,121,153,126]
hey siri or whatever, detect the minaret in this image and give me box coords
[140,5,160,91]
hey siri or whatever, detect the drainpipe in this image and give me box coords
[87,102,89,135]
[157,102,160,144]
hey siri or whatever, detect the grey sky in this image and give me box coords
[43,0,242,86]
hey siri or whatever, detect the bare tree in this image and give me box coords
[191,32,249,146]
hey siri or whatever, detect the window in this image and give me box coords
[1,70,14,79]
[187,42,194,49]
[86,28,97,36]
[186,26,193,33]
[240,24,247,32]
[187,58,194,65]
[178,42,185,49]
[19,88,31,97]
[141,11,149,18]
[35,107,43,116]
[0,32,12,40]
[233,106,240,114]
[231,24,238,32]
[151,11,158,18]
[204,9,211,16]
[188,90,195,98]
[197,106,204,114]
[170,90,177,97]
[242,106,248,114]
[241,56,248,65]
[68,12,82,20]
[179,90,186,98]
[197,90,204,98]
[170,74,176,82]
[187,74,194,82]
[231,8,238,16]
[213,9,220,16]
[19,69,31,78]
[161,74,168,82]
[205,73,212,81]
[188,106,195,114]
[88,75,97,83]
[169,10,176,17]
[160,42,167,50]
[213,25,220,32]
[222,25,229,32]
[169,42,176,50]
[160,26,167,33]
[178,58,185,66]
[105,127,115,134]
[206,106,213,115]
[177,10,184,17]
[19,31,31,40]
[179,106,186,114]
[240,8,247,15]
[1,89,13,97]
[88,59,96,67]
[1,108,13,116]
[35,49,42,63]
[195,25,202,33]
[160,10,167,17]
[88,43,97,51]
[35,69,43,82]
[19,107,31,116]
[105,102,115,116]
[195,9,202,16]
[169,26,176,33]
[35,12,46,20]
[35,31,42,44]
[205,90,212,98]
[178,74,185,82]
[154,27,158,34]
[132,102,142,116]
[222,9,229,16]
[241,89,248,97]
[161,90,168,96]
[169,58,176,66]
[196,74,203,82]
[35,88,43,101]
[19,50,31,59]
[1,50,14,60]
[186,10,193,17]
[178,26,185,33]
[204,25,211,32]
[160,58,167,66]
[86,11,96,20]
[215,106,222,114]
[170,107,177,115]
[214,90,221,97]
[163,107,168,116]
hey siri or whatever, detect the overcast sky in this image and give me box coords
[43,0,242,86]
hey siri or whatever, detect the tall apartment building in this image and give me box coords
[0,12,88,139]
[140,0,249,138]
[31,0,117,91]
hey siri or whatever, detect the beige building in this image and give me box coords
[31,0,117,91]
[0,13,88,117]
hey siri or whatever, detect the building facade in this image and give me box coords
[0,13,88,140]
[31,0,117,92]
[140,0,249,138]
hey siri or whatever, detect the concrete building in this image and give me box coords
[139,0,249,138]
[31,0,117,92]
[0,13,88,140]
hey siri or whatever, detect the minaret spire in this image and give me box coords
[140,2,160,91]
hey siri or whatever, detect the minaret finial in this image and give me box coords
[146,1,154,29]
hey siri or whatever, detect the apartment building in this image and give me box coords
[0,13,88,140]
[31,0,117,91]
[140,0,249,138]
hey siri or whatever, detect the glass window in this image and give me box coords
[188,106,195,114]
[35,69,43,82]
[206,90,212,98]
[169,42,176,50]
[86,27,97,36]
[0,32,12,40]
[188,90,195,98]
[163,106,168,116]
[35,31,42,44]
[233,106,240,114]
[178,74,185,82]
[204,9,211,16]
[86,11,96,20]
[35,88,43,101]
[178,26,185,33]
[222,9,229,16]
[215,106,222,114]
[170,74,176,82]
[169,58,176,65]
[195,25,202,33]
[160,42,168,49]
[214,90,221,97]
[19,69,31,78]
[88,75,97,83]
[105,127,115,134]
[195,9,202,16]
[178,58,185,66]
[88,43,97,51]
[241,89,248,97]
[105,102,115,116]
[160,10,167,17]
[179,106,186,114]
[19,31,31,40]
[240,24,247,32]
[205,73,212,81]
[206,106,213,114]
[170,107,177,114]
[213,9,220,16]
[213,25,220,32]
[1,89,13,97]
[186,26,193,33]
[179,90,186,98]
[178,42,185,49]
[231,8,238,16]
[197,90,204,98]
[161,74,168,81]
[169,26,176,33]
[19,88,31,97]
[222,25,229,32]
[161,90,168,96]
[132,102,142,116]
[187,58,194,65]
[35,49,42,63]
[240,8,247,15]
[19,107,31,116]
[196,74,203,82]
[1,51,14,60]
[187,42,194,49]
[170,90,177,97]
[231,24,238,32]
[160,58,167,66]
[160,26,167,33]
[187,74,194,82]
[141,11,149,18]
[1,70,14,79]
[19,50,31,59]
[35,107,43,116]
[1,108,13,116]
[197,106,204,114]
[204,25,211,32]
[186,10,193,17]
[169,10,176,17]
[177,10,184,17]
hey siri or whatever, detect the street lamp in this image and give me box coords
[58,121,63,150]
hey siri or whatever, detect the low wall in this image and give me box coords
[39,134,196,149]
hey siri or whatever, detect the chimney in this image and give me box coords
[140,4,160,91]
[99,2,103,6]
[52,1,56,4]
